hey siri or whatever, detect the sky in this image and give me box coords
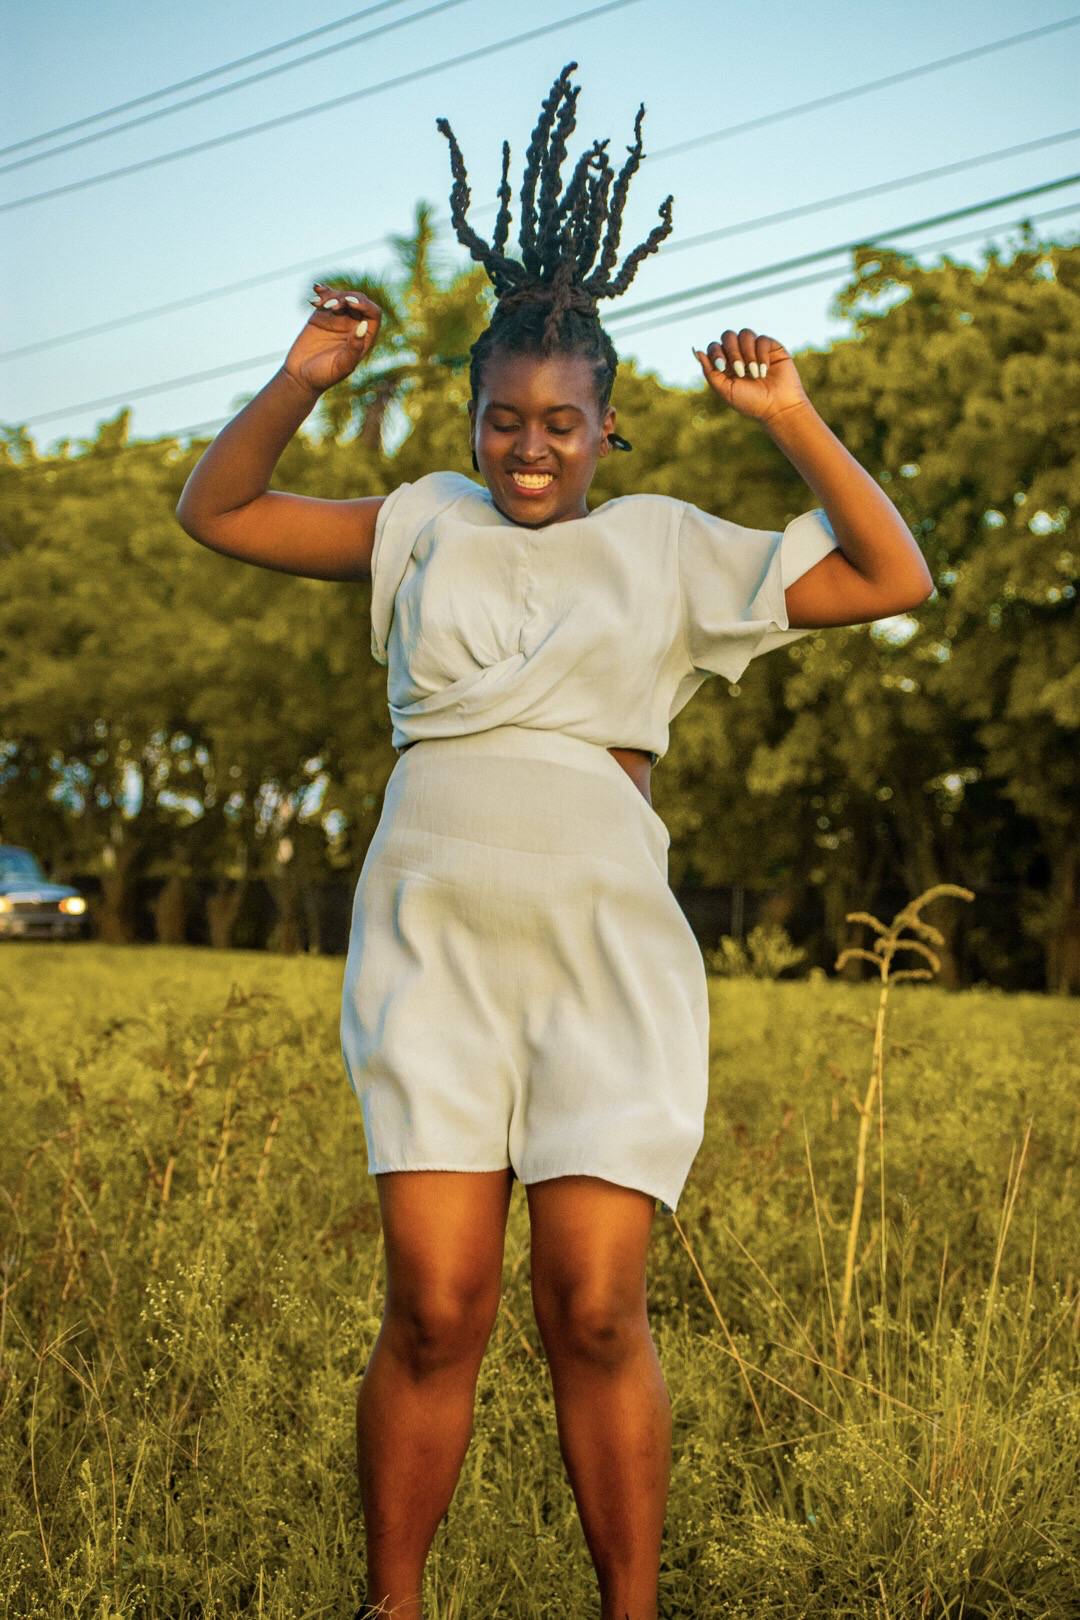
[3,0,1079,450]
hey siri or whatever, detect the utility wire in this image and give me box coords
[4,126,1074,365]
[0,0,477,177]
[13,182,1079,431]
[611,202,1080,339]
[0,232,404,363]
[0,0,643,215]
[644,14,1080,167]
[0,0,416,158]
[661,128,1080,259]
[9,199,1079,454]
[604,171,1080,325]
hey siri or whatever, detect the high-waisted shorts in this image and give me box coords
[339,725,709,1213]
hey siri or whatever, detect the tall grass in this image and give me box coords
[1,938,1078,1617]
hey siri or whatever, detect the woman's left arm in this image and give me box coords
[694,328,934,628]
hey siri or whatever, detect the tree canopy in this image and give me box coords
[2,227,1077,987]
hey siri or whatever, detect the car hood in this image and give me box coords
[0,880,81,902]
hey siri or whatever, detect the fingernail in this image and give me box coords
[748,361,760,379]
[733,360,746,378]
[345,295,360,306]
[324,298,340,309]
[356,320,369,337]
[714,356,726,372]
[760,363,768,378]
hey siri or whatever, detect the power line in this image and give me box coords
[661,128,1080,259]
[0,0,643,215]
[644,14,1080,167]
[0,0,415,158]
[604,171,1080,326]
[13,184,1079,432]
[4,124,1074,365]
[0,232,403,363]
[0,0,477,177]
[19,353,287,428]
[611,203,1080,340]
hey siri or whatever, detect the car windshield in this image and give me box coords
[0,850,46,882]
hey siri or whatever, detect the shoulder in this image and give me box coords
[587,491,687,535]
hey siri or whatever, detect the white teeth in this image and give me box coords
[511,472,553,488]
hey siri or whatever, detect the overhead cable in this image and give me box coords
[5,126,1076,365]
[644,14,1080,167]
[14,186,1079,431]
[0,0,643,215]
[605,171,1080,325]
[611,203,1080,338]
[0,0,476,177]
[0,0,417,157]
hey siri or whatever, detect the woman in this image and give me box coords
[177,65,932,1620]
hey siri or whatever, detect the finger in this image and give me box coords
[720,329,745,377]
[737,328,762,378]
[755,332,773,375]
[703,342,727,376]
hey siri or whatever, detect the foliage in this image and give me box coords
[705,923,807,980]
[2,230,1078,985]
[1,946,1078,1616]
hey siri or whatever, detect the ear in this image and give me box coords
[599,405,617,457]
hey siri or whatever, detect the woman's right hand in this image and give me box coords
[282,283,383,396]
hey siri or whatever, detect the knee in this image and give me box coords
[384,1284,499,1378]
[533,1284,647,1373]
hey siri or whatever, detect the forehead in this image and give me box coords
[476,350,602,413]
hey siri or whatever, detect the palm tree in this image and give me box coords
[314,202,491,449]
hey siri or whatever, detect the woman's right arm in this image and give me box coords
[176,284,385,582]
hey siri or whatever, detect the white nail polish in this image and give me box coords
[748,361,760,379]
[714,356,726,372]
[324,298,340,309]
[733,360,746,378]
[356,320,369,337]
[760,363,768,378]
[345,296,360,306]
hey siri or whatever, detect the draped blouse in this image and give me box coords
[369,471,839,762]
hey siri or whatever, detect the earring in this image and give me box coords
[609,433,633,453]
[471,447,480,471]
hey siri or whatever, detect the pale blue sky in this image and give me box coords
[3,0,1078,448]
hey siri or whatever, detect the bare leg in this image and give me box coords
[527,1175,669,1620]
[357,1169,513,1618]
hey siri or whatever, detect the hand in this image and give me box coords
[692,328,809,426]
[282,283,383,396]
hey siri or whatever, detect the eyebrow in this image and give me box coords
[485,401,586,415]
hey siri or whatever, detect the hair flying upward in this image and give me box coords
[436,63,674,390]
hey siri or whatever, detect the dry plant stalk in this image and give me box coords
[833,883,974,1353]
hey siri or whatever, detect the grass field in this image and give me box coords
[1,943,1078,1618]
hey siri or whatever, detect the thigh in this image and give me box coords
[377,1169,515,1313]
[526,1175,657,1323]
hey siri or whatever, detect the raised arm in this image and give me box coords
[693,330,934,627]
[176,285,386,582]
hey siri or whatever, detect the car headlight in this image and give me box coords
[0,897,11,914]
[59,896,87,916]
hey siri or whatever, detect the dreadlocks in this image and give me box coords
[437,63,674,410]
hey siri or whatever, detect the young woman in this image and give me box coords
[177,65,932,1620]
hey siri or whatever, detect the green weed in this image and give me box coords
[0,941,1078,1617]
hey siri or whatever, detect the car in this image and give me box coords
[0,845,88,940]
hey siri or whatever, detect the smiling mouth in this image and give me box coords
[508,471,555,492]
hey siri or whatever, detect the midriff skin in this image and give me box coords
[608,746,652,805]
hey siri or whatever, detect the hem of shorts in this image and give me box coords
[368,1160,513,1176]
[367,1159,680,1213]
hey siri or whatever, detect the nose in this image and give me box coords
[516,420,548,461]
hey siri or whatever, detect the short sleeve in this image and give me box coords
[369,472,477,663]
[678,503,839,683]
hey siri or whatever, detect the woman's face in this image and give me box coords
[469,349,616,528]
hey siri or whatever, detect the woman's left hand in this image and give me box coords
[693,328,809,426]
